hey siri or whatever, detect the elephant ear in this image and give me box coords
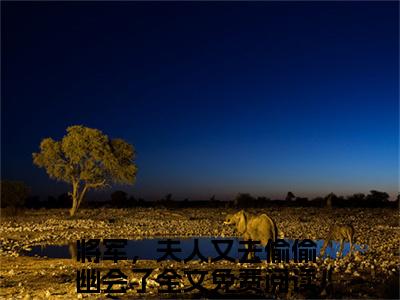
[237,210,247,234]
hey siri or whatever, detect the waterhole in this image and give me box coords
[24,237,366,260]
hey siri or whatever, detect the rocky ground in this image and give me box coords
[0,207,399,299]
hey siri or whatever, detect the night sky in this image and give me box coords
[2,2,398,200]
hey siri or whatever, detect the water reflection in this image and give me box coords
[69,241,77,260]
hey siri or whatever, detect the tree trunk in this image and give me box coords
[77,185,88,208]
[69,182,89,217]
[69,180,105,217]
[69,181,79,217]
[70,194,79,217]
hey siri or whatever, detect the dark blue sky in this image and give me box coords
[2,2,398,200]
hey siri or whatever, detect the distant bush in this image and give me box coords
[1,181,29,213]
[111,190,128,207]
[109,191,139,208]
[234,193,255,208]
[25,195,42,209]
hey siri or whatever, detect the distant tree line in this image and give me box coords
[228,191,398,209]
[2,181,399,211]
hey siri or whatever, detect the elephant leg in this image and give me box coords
[338,239,344,258]
[320,239,329,257]
[245,241,254,260]
[248,236,256,260]
[348,235,353,256]
[242,234,252,261]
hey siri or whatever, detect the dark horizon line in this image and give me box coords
[29,190,399,202]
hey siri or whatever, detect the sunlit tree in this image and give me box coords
[33,125,137,216]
